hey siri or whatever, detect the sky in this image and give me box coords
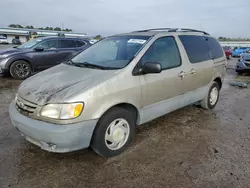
[1,0,250,37]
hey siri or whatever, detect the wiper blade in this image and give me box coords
[81,61,105,69]
[67,60,119,70]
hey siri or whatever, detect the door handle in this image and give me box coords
[178,71,187,78]
[189,68,196,74]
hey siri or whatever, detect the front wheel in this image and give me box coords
[91,107,136,157]
[10,60,32,80]
[201,82,220,110]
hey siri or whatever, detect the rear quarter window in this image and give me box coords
[76,40,86,47]
[179,35,211,63]
[205,37,224,59]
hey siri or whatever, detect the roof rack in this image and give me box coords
[132,28,210,35]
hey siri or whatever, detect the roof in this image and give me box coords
[113,28,210,37]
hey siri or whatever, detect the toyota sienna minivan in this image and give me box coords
[9,28,226,157]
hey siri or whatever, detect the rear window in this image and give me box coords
[179,35,211,63]
[205,37,224,59]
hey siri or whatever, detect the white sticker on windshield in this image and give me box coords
[128,39,146,44]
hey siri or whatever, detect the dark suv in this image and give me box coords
[0,36,91,79]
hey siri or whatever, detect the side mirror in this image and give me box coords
[34,47,44,52]
[142,62,162,74]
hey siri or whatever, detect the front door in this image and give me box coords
[139,36,190,123]
[32,39,60,71]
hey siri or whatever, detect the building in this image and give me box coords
[219,41,250,47]
[0,27,87,44]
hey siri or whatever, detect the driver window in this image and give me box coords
[141,37,181,70]
[37,40,58,49]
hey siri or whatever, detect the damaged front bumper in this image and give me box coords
[9,101,98,153]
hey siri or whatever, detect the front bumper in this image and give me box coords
[0,58,9,75]
[9,101,98,153]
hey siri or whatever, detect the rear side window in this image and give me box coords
[179,35,211,63]
[75,40,86,47]
[59,39,76,48]
[205,37,224,59]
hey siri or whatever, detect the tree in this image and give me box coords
[16,24,23,28]
[25,25,34,29]
[8,24,16,28]
[54,27,61,31]
[63,28,73,32]
[94,35,102,40]
[8,24,23,28]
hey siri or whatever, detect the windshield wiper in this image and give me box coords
[67,60,118,70]
[81,61,106,69]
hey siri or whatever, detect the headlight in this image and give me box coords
[40,103,84,120]
[0,54,9,58]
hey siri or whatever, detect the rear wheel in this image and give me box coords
[201,82,220,110]
[91,107,136,157]
[10,60,31,80]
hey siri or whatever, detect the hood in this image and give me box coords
[18,63,118,105]
[0,48,30,56]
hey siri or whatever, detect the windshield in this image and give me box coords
[71,35,150,69]
[17,39,42,49]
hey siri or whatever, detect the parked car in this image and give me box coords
[9,28,226,157]
[0,36,91,79]
[12,38,21,45]
[235,53,250,73]
[222,46,232,59]
[0,37,8,44]
[232,47,249,57]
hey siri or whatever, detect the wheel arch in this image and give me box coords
[213,77,222,90]
[98,103,140,126]
[8,59,34,73]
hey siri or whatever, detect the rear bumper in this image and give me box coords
[9,101,98,153]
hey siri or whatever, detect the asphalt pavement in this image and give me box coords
[0,48,250,188]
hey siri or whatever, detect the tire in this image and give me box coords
[10,60,32,80]
[91,107,136,157]
[201,81,220,110]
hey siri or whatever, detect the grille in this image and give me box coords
[16,96,37,115]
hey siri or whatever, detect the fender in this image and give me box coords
[5,54,33,70]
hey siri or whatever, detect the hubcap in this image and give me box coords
[209,87,218,106]
[105,118,130,150]
[14,63,29,77]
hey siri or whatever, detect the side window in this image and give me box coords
[141,37,181,69]
[179,35,211,63]
[59,40,76,48]
[37,40,58,49]
[75,40,86,47]
[205,37,224,59]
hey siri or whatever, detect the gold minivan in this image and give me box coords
[9,28,226,157]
